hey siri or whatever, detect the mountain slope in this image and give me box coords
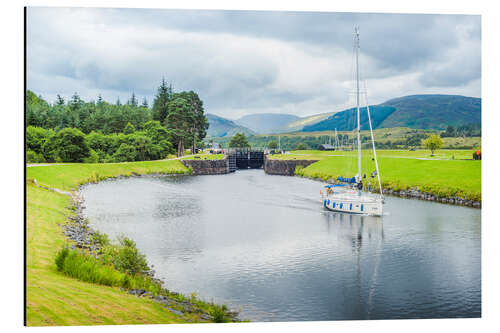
[280,111,336,133]
[206,114,255,138]
[302,94,481,132]
[236,113,300,134]
[379,94,481,129]
[302,106,396,132]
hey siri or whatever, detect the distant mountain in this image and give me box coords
[236,113,300,134]
[280,111,336,133]
[206,114,255,138]
[302,106,396,132]
[302,94,481,132]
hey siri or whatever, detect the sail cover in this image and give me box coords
[337,176,356,183]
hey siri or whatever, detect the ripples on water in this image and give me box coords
[80,170,481,321]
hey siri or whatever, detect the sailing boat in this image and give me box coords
[321,27,384,216]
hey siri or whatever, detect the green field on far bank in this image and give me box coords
[273,149,481,201]
[180,153,225,160]
[269,149,477,161]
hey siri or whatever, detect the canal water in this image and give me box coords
[80,170,481,321]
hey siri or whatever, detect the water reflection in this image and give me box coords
[80,171,480,321]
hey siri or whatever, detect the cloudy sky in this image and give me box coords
[26,7,481,119]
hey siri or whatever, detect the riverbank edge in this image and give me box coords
[26,164,243,325]
[263,156,481,208]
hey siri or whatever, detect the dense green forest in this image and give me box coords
[26,80,209,163]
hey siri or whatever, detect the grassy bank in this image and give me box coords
[26,160,236,326]
[27,183,193,325]
[273,150,481,201]
[26,159,188,191]
[180,153,225,160]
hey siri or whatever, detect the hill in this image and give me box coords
[303,95,481,132]
[206,113,255,138]
[280,111,336,132]
[236,113,300,134]
[379,95,481,129]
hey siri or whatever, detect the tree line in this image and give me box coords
[440,124,481,138]
[26,79,209,163]
[216,129,479,152]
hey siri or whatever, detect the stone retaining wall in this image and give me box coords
[181,157,229,175]
[264,156,319,176]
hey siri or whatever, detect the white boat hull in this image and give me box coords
[322,195,383,216]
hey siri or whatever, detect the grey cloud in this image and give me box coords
[26,7,481,118]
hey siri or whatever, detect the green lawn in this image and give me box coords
[269,149,476,161]
[180,154,225,160]
[27,159,188,191]
[274,149,481,201]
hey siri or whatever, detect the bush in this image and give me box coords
[114,237,149,274]
[296,143,308,150]
[90,230,110,247]
[83,149,99,163]
[55,247,69,271]
[294,165,304,175]
[26,150,45,163]
[26,126,54,153]
[210,304,231,323]
[54,247,160,293]
[45,128,91,162]
[101,236,149,275]
[112,143,137,162]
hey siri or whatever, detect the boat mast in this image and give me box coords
[364,80,384,197]
[355,27,362,181]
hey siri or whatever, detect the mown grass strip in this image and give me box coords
[180,153,225,160]
[26,159,188,191]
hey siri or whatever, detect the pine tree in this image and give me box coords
[165,97,194,157]
[175,91,208,153]
[116,97,122,106]
[152,77,173,124]
[56,94,65,106]
[129,92,138,107]
[141,97,149,108]
[69,92,83,114]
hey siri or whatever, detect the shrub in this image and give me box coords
[294,165,304,175]
[210,304,230,323]
[54,247,160,294]
[101,236,149,275]
[112,143,137,162]
[113,236,149,274]
[83,149,99,163]
[45,128,91,162]
[55,247,69,271]
[121,274,132,289]
[90,230,110,247]
[26,150,45,163]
